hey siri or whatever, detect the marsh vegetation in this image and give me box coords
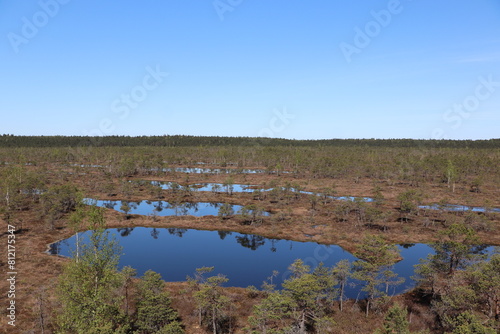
[0,136,499,333]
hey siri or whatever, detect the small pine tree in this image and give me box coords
[331,259,351,312]
[282,259,323,333]
[374,303,410,334]
[450,311,496,334]
[192,268,229,334]
[56,227,126,333]
[353,235,403,316]
[135,270,184,334]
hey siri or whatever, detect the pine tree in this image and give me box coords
[282,259,323,334]
[449,311,496,334]
[135,270,184,334]
[374,303,410,334]
[352,235,403,316]
[56,213,127,333]
[467,253,500,321]
[191,267,229,334]
[331,259,351,312]
[248,291,292,334]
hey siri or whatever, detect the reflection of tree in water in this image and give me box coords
[123,201,139,210]
[176,203,190,216]
[270,239,278,252]
[103,201,117,209]
[49,241,62,255]
[399,243,415,249]
[235,234,266,250]
[183,202,199,215]
[472,245,489,254]
[437,244,490,271]
[151,181,164,188]
[150,228,160,239]
[167,228,188,237]
[117,227,134,237]
[217,231,232,240]
[169,182,181,193]
[165,201,189,216]
[85,198,97,205]
[165,201,177,214]
[209,202,222,209]
[50,238,73,255]
[154,201,164,213]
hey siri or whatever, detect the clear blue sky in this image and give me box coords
[1,0,499,139]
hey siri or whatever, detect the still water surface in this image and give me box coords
[143,181,500,213]
[49,227,451,298]
[86,199,270,217]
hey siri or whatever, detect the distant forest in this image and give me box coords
[1,135,499,148]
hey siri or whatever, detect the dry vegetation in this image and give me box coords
[0,140,499,333]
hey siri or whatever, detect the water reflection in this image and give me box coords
[150,228,160,239]
[217,231,232,240]
[165,167,267,174]
[117,227,134,237]
[49,228,362,292]
[420,204,500,213]
[235,234,267,250]
[67,164,270,174]
[151,181,258,193]
[49,227,487,298]
[140,180,500,213]
[85,199,271,217]
[167,228,188,237]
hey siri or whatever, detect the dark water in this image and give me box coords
[150,181,258,193]
[88,196,500,218]
[85,199,270,217]
[49,227,484,298]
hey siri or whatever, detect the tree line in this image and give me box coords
[1,134,499,149]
